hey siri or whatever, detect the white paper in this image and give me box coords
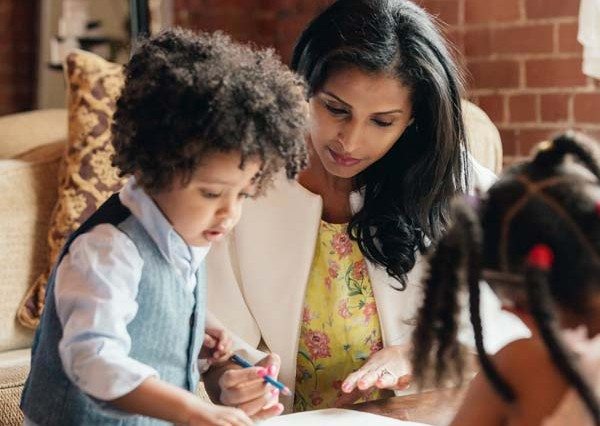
[258,408,432,425]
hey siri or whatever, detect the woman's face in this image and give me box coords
[308,66,414,179]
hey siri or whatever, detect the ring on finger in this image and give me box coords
[379,367,397,380]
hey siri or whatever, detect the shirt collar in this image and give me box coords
[119,177,209,269]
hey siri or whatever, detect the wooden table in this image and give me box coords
[351,387,467,425]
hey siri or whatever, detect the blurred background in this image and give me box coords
[1,0,597,165]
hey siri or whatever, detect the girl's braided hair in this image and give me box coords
[412,131,600,424]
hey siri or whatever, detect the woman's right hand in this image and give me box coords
[210,353,284,421]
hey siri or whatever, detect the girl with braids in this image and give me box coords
[203,0,525,416]
[411,131,600,425]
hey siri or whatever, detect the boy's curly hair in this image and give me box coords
[112,28,308,193]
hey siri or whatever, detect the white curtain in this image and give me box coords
[579,0,600,79]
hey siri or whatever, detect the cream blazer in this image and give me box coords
[206,159,528,410]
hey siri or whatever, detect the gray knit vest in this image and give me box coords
[21,194,206,425]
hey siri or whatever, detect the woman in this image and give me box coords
[202,0,526,418]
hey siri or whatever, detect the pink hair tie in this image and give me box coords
[527,244,554,270]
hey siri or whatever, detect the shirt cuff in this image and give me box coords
[69,355,159,401]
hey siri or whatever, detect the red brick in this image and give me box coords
[526,58,587,88]
[519,129,558,155]
[574,93,600,123]
[465,0,521,24]
[0,61,10,77]
[442,29,464,55]
[286,0,332,15]
[464,28,492,58]
[175,9,190,26]
[0,86,13,101]
[580,129,600,143]
[276,44,294,65]
[492,25,554,55]
[503,156,522,168]
[422,0,460,25]
[260,0,308,10]
[509,94,537,122]
[7,2,34,22]
[540,94,571,122]
[558,22,581,54]
[477,94,505,123]
[0,0,36,114]
[468,60,520,89]
[255,15,278,42]
[499,129,518,156]
[525,0,579,19]
[181,0,253,11]
[274,14,315,62]
[188,12,253,41]
[276,14,315,43]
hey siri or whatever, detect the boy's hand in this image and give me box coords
[201,327,233,364]
[185,399,253,426]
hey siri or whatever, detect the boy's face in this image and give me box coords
[152,151,261,247]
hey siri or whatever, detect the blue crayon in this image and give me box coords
[230,354,291,395]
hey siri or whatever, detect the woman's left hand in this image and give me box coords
[335,344,412,406]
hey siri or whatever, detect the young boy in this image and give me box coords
[20,28,308,425]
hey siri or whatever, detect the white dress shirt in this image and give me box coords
[53,178,209,401]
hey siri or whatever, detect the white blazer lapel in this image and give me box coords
[234,175,322,391]
[367,256,426,347]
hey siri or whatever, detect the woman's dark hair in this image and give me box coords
[291,0,469,287]
[411,131,600,424]
[112,28,308,193]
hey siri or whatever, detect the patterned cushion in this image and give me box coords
[17,50,126,329]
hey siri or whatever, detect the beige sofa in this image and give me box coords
[0,101,502,425]
[0,108,68,424]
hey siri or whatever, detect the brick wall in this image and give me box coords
[0,0,39,115]
[1,0,596,157]
[175,0,598,164]
[422,0,599,163]
[173,0,333,64]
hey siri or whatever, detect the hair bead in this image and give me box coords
[527,244,554,270]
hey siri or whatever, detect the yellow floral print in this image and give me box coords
[294,221,392,412]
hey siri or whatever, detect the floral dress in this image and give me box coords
[293,220,392,412]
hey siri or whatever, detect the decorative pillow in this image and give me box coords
[17,50,127,329]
